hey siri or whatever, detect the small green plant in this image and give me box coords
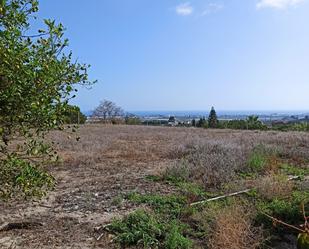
[107,209,164,248]
[164,174,210,200]
[110,195,123,207]
[164,221,192,249]
[248,152,267,173]
[247,145,273,173]
[176,181,208,198]
[238,171,258,179]
[291,191,309,204]
[127,193,187,218]
[280,163,309,177]
[107,209,193,249]
[151,164,211,200]
[145,175,162,182]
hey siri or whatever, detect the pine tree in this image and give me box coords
[208,107,218,128]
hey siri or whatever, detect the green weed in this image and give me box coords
[107,209,193,249]
[111,195,123,207]
[280,163,309,177]
[107,209,163,248]
[164,221,192,249]
[145,175,162,182]
[248,152,267,173]
[127,193,187,218]
[256,191,309,230]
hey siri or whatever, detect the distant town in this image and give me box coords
[134,111,309,126]
[84,108,309,127]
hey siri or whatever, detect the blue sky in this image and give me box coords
[37,0,309,112]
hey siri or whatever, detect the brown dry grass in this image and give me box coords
[49,125,309,165]
[208,204,264,249]
[1,125,309,248]
[255,174,294,200]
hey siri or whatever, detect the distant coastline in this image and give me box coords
[83,110,309,124]
[83,110,309,117]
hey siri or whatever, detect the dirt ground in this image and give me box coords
[1,125,309,248]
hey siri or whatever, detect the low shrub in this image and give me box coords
[127,193,187,218]
[164,221,192,249]
[107,209,164,248]
[247,150,268,173]
[187,143,247,188]
[107,209,192,249]
[164,159,190,183]
[110,195,124,207]
[246,144,282,174]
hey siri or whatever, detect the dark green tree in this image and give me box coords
[191,119,196,127]
[208,107,218,128]
[63,105,87,124]
[246,115,266,130]
[197,117,206,128]
[168,116,176,123]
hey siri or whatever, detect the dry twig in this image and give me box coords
[0,221,43,232]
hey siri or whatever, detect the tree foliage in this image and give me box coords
[63,105,87,124]
[197,117,206,128]
[191,119,196,127]
[168,116,176,123]
[125,114,141,125]
[218,116,267,130]
[0,0,93,198]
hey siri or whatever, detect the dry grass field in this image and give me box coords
[0,125,309,248]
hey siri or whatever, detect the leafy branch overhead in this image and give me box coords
[0,0,95,198]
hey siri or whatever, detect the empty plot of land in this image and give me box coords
[0,125,309,248]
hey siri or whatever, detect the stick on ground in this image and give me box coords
[190,175,301,206]
[190,189,251,206]
[0,221,43,232]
